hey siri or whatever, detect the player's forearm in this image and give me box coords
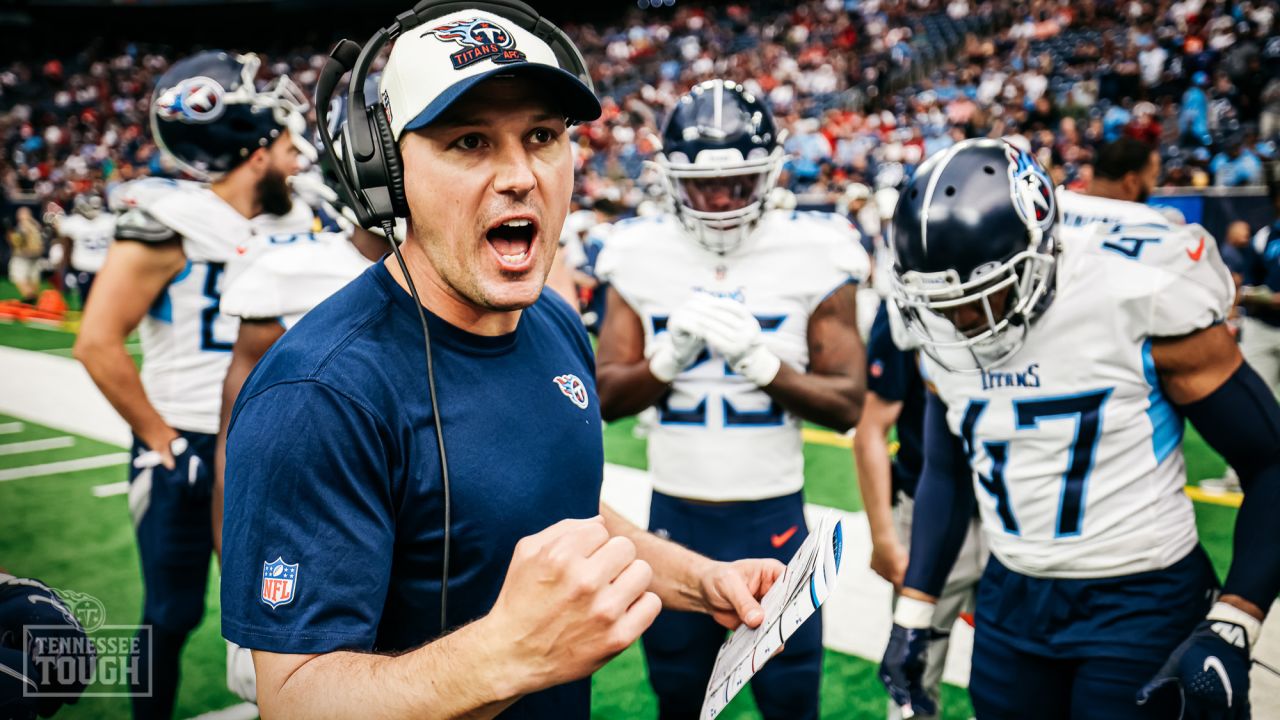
[901,475,971,601]
[1222,466,1280,617]
[73,339,173,448]
[1172,358,1280,610]
[853,429,898,546]
[257,619,522,720]
[596,362,671,422]
[600,502,710,613]
[763,363,864,432]
[902,397,973,598]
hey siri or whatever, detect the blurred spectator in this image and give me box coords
[1180,72,1212,148]
[1220,220,1253,284]
[6,207,44,303]
[1210,138,1265,187]
[1262,76,1280,139]
[2,0,1277,224]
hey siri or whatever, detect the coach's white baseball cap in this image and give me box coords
[379,9,601,140]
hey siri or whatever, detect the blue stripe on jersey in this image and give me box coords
[148,291,172,323]
[1141,338,1184,463]
[146,261,193,324]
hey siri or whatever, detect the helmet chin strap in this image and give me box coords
[686,212,761,255]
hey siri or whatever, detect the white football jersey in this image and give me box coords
[921,191,1234,578]
[598,210,869,501]
[222,230,372,329]
[56,213,115,273]
[109,178,316,434]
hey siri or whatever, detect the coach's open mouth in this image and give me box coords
[486,216,539,272]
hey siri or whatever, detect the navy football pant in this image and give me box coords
[642,491,822,720]
[969,547,1218,719]
[127,430,215,720]
[64,270,95,308]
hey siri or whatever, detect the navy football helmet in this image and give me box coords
[889,138,1059,371]
[150,51,313,181]
[655,80,785,254]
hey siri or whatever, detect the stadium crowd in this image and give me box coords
[1,0,1278,248]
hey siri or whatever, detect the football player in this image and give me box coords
[73,50,314,719]
[595,79,868,720]
[879,138,1280,719]
[52,194,114,308]
[857,299,985,720]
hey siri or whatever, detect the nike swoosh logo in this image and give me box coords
[771,525,798,548]
[1204,655,1233,707]
[1187,236,1206,261]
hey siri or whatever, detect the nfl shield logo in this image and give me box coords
[553,374,590,410]
[261,557,299,609]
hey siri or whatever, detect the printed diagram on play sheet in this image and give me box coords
[701,512,843,720]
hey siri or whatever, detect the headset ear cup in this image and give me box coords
[372,105,409,218]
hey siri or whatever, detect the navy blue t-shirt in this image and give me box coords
[865,302,924,498]
[221,262,602,718]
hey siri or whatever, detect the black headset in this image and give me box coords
[314,0,593,634]
[316,0,593,229]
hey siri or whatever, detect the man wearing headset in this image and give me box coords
[219,6,784,719]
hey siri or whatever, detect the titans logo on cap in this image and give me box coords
[425,18,528,69]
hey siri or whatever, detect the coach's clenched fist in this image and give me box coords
[484,516,662,694]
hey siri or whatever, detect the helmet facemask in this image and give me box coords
[892,226,1057,373]
[655,144,784,254]
[73,195,103,219]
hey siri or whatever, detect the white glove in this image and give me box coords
[689,295,782,387]
[648,300,709,383]
[226,640,258,704]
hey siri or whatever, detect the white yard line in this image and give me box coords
[0,347,129,446]
[0,320,64,332]
[0,422,24,434]
[183,702,258,720]
[0,436,74,456]
[0,453,130,482]
[92,481,129,497]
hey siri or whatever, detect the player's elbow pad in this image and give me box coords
[1179,361,1280,486]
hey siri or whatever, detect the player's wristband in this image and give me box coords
[734,345,782,387]
[1207,601,1262,651]
[892,595,936,630]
